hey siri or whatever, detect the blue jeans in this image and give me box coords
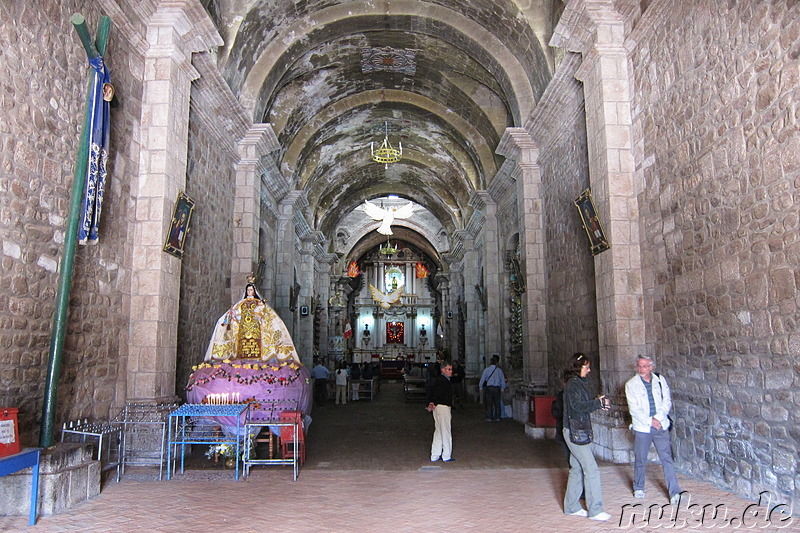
[563,428,604,516]
[484,386,502,420]
[633,428,681,496]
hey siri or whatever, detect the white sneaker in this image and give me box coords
[670,493,684,505]
[633,490,645,499]
[589,512,611,521]
[567,509,588,517]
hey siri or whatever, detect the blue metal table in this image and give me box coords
[0,448,41,525]
[166,404,249,481]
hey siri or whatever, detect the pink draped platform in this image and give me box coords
[185,359,312,435]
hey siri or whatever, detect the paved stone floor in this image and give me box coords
[1,382,796,532]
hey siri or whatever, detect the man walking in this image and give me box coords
[427,361,454,462]
[480,355,506,422]
[625,355,682,504]
[310,359,331,405]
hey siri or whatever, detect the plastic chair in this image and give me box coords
[279,411,305,465]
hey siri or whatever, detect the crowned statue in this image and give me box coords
[202,281,300,364]
[185,277,312,435]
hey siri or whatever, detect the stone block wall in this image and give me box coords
[0,1,143,443]
[536,62,600,392]
[174,93,239,396]
[631,0,799,507]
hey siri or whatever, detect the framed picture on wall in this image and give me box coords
[163,191,195,259]
[574,188,610,256]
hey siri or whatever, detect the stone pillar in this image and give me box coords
[567,0,644,461]
[274,191,303,330]
[292,231,323,364]
[230,123,278,298]
[434,272,450,353]
[469,191,504,363]
[497,129,548,387]
[127,3,221,402]
[314,259,334,361]
[456,231,483,370]
[444,266,464,367]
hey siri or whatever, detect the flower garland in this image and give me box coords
[186,361,304,391]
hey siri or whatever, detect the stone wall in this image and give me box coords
[532,54,599,392]
[0,1,143,443]
[631,0,799,507]
[174,95,238,396]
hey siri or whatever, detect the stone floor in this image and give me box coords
[1,382,796,532]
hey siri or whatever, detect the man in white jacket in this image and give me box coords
[625,355,682,504]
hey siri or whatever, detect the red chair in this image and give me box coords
[279,410,305,465]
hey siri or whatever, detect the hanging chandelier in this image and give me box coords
[380,238,398,256]
[370,121,402,169]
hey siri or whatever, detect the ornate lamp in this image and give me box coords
[380,239,397,257]
[371,121,402,169]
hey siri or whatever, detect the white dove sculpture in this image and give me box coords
[369,283,404,309]
[362,200,414,235]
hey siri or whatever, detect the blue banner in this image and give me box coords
[77,56,111,245]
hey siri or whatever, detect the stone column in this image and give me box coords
[434,271,450,352]
[497,129,548,387]
[566,0,644,461]
[273,191,303,330]
[230,124,278,298]
[292,231,324,364]
[314,258,334,361]
[127,3,221,402]
[454,230,483,370]
[470,191,504,363]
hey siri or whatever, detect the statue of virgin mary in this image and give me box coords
[186,282,312,428]
[203,282,300,364]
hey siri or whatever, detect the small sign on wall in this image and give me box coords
[0,420,15,444]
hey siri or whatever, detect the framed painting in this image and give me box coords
[386,321,405,344]
[574,188,610,256]
[163,191,195,259]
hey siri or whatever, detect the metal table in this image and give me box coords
[166,404,249,481]
[60,419,122,482]
[242,400,300,480]
[243,419,299,480]
[115,403,179,480]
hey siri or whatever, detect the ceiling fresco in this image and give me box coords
[201,0,564,262]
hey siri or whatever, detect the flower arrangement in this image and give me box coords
[205,435,256,463]
[205,443,236,460]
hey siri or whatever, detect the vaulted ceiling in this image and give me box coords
[203,0,563,240]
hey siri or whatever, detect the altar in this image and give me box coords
[347,242,438,365]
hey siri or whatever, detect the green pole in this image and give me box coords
[39,13,111,448]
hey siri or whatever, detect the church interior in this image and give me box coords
[0,0,798,521]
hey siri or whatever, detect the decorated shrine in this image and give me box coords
[341,240,438,366]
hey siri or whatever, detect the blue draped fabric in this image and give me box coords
[77,56,111,245]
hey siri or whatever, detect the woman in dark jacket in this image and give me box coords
[562,353,611,521]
